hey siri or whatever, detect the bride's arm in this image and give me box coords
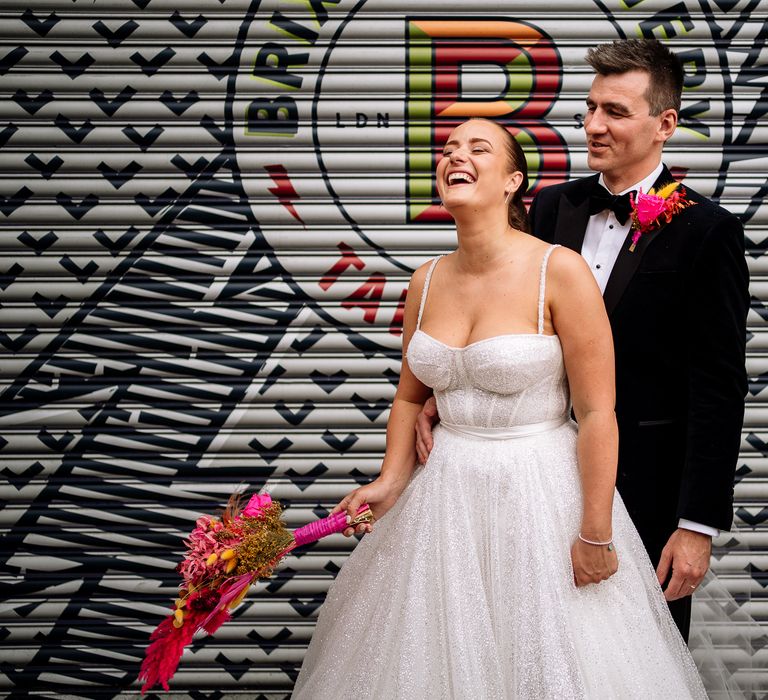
[334,264,433,536]
[548,247,619,585]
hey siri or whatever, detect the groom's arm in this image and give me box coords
[678,212,749,530]
[656,209,748,601]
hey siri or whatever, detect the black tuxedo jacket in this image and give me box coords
[529,166,749,562]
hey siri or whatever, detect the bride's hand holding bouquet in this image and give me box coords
[331,390,430,537]
[332,474,410,537]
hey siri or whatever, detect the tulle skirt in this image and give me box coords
[292,421,707,699]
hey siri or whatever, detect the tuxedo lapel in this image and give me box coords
[553,175,596,252]
[602,166,676,316]
[602,224,665,316]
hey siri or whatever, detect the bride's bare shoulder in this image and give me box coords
[407,257,442,305]
[410,254,449,288]
[544,246,605,318]
[546,244,592,281]
[516,236,590,280]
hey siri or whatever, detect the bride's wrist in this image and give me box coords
[579,524,613,542]
[377,472,408,492]
[577,532,613,547]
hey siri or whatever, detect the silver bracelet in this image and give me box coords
[578,533,614,550]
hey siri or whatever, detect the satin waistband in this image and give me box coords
[439,416,569,440]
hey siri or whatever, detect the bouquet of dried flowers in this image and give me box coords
[139,491,372,692]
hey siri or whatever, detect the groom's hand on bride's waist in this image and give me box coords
[415,396,439,464]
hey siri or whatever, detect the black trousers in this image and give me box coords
[668,596,692,642]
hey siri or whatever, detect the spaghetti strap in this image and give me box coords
[416,256,442,330]
[537,244,560,335]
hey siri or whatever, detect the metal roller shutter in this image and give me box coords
[0,0,765,696]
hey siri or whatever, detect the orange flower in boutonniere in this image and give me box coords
[628,181,695,252]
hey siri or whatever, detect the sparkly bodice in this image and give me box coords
[406,245,570,428]
[407,331,568,428]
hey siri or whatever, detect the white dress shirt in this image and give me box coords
[581,163,664,294]
[582,162,718,538]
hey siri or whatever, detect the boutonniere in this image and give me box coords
[628,181,695,252]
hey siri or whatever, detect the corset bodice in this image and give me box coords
[407,330,570,428]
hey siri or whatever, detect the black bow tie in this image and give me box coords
[588,184,635,225]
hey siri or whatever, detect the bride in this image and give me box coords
[291,118,706,698]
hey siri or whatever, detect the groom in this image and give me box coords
[416,39,749,639]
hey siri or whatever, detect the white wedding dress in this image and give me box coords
[292,246,707,699]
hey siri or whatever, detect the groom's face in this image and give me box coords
[584,69,670,187]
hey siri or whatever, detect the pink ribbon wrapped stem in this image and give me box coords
[292,505,373,547]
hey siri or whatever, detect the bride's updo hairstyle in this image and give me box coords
[470,118,531,233]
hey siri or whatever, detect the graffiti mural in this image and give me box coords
[0,0,766,696]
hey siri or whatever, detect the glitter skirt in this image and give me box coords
[292,421,707,699]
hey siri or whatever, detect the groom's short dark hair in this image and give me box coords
[585,39,684,115]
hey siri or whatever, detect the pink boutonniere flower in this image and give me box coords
[628,181,695,252]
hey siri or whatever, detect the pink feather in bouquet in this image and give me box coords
[139,492,372,693]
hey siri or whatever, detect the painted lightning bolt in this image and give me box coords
[264,164,305,226]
